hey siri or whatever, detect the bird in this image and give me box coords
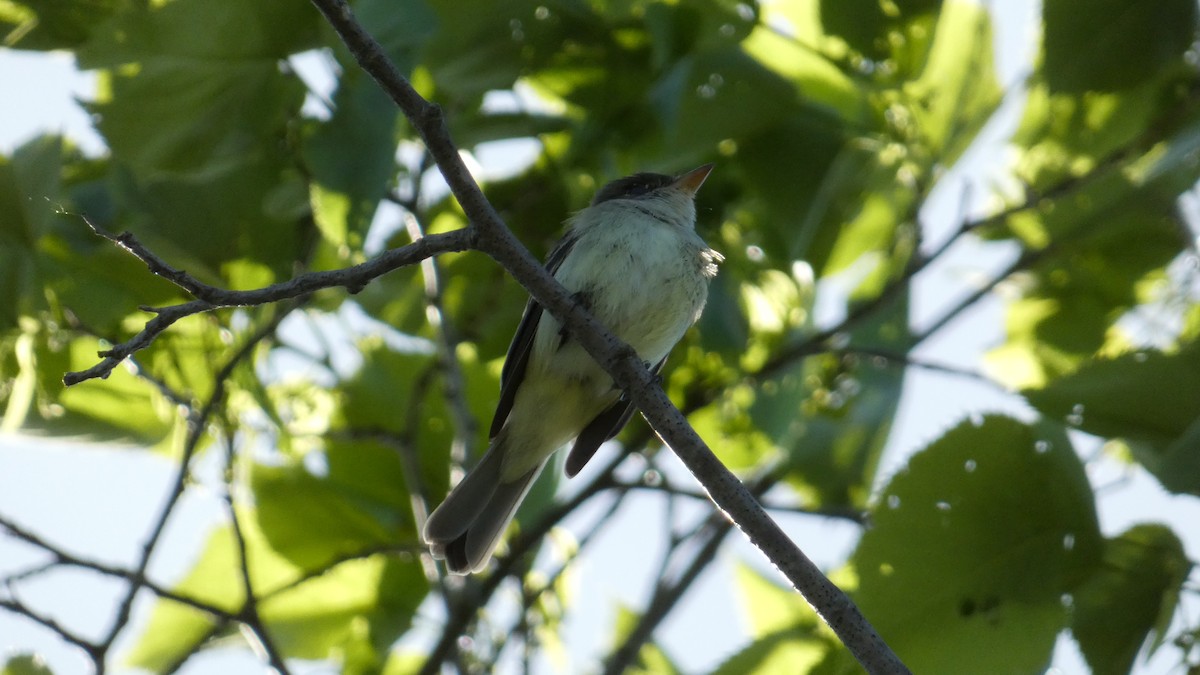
[422,164,722,574]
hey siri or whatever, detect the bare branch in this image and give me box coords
[63,226,474,386]
[95,307,295,665]
[0,511,241,623]
[0,597,104,662]
[220,431,291,674]
[308,0,909,671]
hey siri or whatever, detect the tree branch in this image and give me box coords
[220,431,291,674]
[63,223,474,386]
[307,1,909,671]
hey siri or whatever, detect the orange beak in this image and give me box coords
[671,163,715,197]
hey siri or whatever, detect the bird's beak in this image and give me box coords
[672,163,714,197]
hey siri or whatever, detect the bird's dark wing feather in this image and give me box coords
[564,357,667,477]
[489,232,578,439]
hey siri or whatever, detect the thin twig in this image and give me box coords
[220,429,291,674]
[0,597,104,661]
[96,306,295,665]
[63,225,474,385]
[0,511,241,621]
[403,209,478,472]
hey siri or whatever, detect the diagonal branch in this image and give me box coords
[308,0,909,672]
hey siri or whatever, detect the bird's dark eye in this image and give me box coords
[628,182,653,197]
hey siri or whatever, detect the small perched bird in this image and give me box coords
[423,164,722,574]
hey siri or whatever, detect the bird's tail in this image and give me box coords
[423,432,547,574]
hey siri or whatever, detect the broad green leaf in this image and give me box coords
[330,337,506,525]
[1043,0,1197,93]
[818,0,940,65]
[801,143,917,282]
[903,0,1000,162]
[348,0,438,73]
[258,555,428,666]
[382,652,425,675]
[714,564,836,674]
[303,0,437,250]
[742,8,868,123]
[751,301,907,509]
[688,385,777,473]
[0,135,67,330]
[0,653,53,675]
[251,458,408,570]
[1071,524,1190,675]
[985,202,1184,389]
[78,0,316,177]
[1158,417,1200,496]
[734,562,819,638]
[34,336,178,445]
[712,631,825,675]
[142,312,232,406]
[108,152,310,285]
[1023,341,1200,495]
[64,0,317,284]
[987,104,1200,387]
[650,45,808,158]
[422,0,536,99]
[851,415,1102,673]
[1010,81,1163,193]
[1,0,122,50]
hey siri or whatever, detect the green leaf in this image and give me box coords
[650,45,808,158]
[78,0,315,177]
[68,0,316,285]
[258,555,428,665]
[28,335,178,445]
[303,0,437,249]
[734,562,819,638]
[851,415,1102,673]
[422,0,531,99]
[1022,341,1200,495]
[1071,524,1190,675]
[713,564,837,674]
[251,458,408,570]
[751,300,908,509]
[0,136,78,330]
[111,154,309,284]
[819,0,940,64]
[1158,416,1200,496]
[304,68,399,248]
[1,0,122,50]
[742,7,868,124]
[1,653,54,675]
[349,0,438,73]
[1043,0,1197,93]
[903,0,1000,161]
[737,119,846,267]
[985,206,1184,389]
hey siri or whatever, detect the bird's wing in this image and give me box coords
[489,232,578,439]
[564,357,667,477]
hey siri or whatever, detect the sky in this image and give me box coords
[2,1,1199,674]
